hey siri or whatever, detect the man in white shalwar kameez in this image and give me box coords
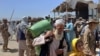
[33,19,68,56]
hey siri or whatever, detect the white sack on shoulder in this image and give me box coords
[32,35,45,47]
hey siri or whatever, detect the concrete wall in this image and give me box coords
[88,3,97,19]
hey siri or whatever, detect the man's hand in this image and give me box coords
[64,29,70,32]
[55,49,63,55]
[44,31,53,38]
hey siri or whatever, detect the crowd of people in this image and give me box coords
[0,16,100,56]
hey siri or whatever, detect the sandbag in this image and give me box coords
[29,19,52,37]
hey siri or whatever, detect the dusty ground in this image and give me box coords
[0,35,18,56]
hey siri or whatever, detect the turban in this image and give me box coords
[22,16,28,23]
[54,19,65,26]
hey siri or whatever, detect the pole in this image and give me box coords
[9,9,15,40]
[54,12,55,19]
[10,9,15,21]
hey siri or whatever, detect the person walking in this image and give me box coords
[65,18,75,52]
[0,18,10,52]
[33,19,68,56]
[81,19,99,56]
[74,17,85,38]
[25,16,36,56]
[16,16,31,56]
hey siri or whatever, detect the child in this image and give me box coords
[69,38,84,56]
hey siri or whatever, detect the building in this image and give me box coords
[52,0,99,20]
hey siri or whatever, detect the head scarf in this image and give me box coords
[72,38,79,51]
[22,16,29,24]
[69,38,84,56]
[17,16,29,33]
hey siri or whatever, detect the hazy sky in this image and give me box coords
[0,0,98,20]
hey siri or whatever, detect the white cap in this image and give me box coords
[54,19,65,26]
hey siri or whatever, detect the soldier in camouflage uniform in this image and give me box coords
[25,16,36,56]
[81,19,99,56]
[26,30,36,56]
[0,18,10,51]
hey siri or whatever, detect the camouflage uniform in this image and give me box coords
[74,20,85,38]
[25,30,36,56]
[82,25,96,56]
[0,23,10,51]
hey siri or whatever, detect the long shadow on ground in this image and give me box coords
[8,49,18,53]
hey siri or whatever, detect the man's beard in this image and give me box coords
[54,29,63,40]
